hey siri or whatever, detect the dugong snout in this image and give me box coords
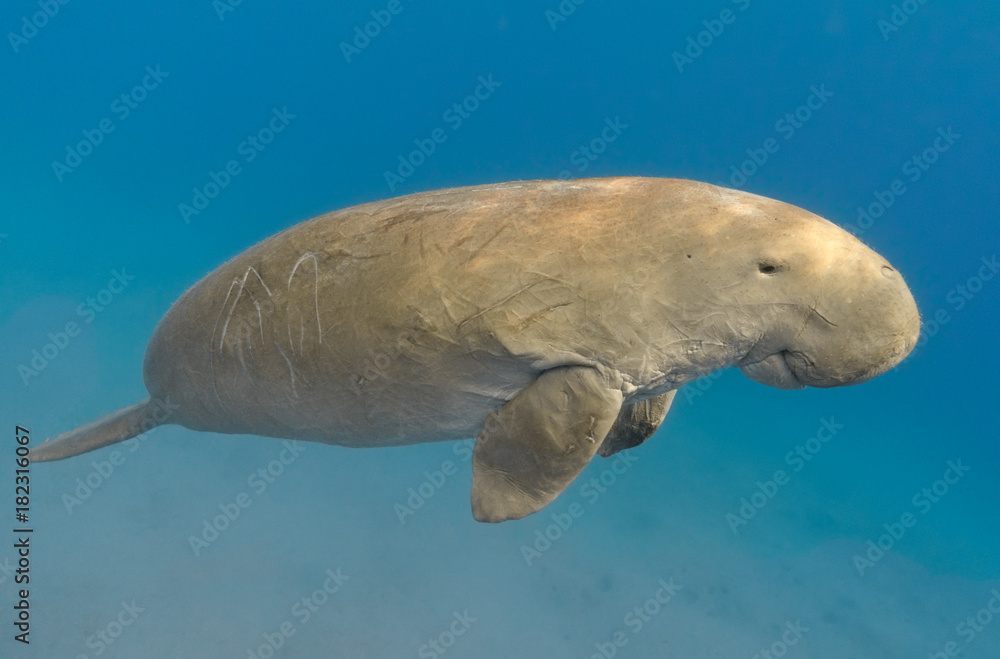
[740,239,920,390]
[797,262,920,388]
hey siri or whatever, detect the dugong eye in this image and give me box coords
[758,262,785,275]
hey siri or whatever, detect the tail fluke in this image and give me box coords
[31,399,163,462]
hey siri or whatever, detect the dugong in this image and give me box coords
[33,178,921,522]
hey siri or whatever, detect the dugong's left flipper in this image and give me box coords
[471,367,624,523]
[598,391,676,458]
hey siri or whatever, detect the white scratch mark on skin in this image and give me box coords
[289,253,323,346]
[215,266,274,353]
[215,278,243,351]
[211,278,245,407]
[253,300,265,342]
[247,266,273,297]
[235,334,249,376]
[275,344,300,398]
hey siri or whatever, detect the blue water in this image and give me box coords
[2,1,998,657]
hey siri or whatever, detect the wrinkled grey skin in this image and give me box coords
[32,178,921,522]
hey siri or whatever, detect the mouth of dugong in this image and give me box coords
[739,337,913,390]
[739,351,806,391]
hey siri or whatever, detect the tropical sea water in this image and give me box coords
[1,1,998,657]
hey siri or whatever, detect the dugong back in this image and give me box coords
[144,178,676,447]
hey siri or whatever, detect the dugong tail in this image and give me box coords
[31,399,164,462]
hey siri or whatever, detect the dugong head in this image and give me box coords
[689,186,921,390]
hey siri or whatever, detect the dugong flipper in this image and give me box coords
[471,384,674,521]
[471,366,624,522]
[598,391,676,458]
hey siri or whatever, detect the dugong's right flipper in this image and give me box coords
[30,399,163,462]
[471,367,624,523]
[598,391,676,458]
